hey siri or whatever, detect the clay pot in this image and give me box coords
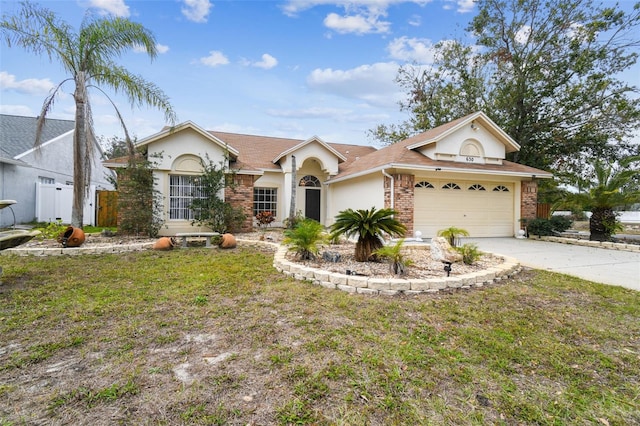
[58,226,86,248]
[219,233,237,249]
[153,237,176,251]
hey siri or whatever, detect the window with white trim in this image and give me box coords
[169,175,206,220]
[469,184,486,191]
[38,176,55,184]
[415,181,434,188]
[299,175,321,187]
[253,187,277,216]
[493,185,509,192]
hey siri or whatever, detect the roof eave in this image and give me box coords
[327,162,553,184]
[136,121,240,158]
[272,136,347,164]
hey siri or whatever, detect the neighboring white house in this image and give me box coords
[0,114,115,227]
[107,112,552,238]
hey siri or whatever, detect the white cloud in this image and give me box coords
[387,36,437,63]
[456,0,474,13]
[132,43,170,54]
[282,1,432,17]
[324,12,390,35]
[408,14,422,26]
[199,51,229,67]
[181,0,212,23]
[253,54,278,69]
[0,72,56,95]
[156,44,170,54]
[0,104,34,116]
[515,25,532,44]
[306,62,402,107]
[85,0,130,17]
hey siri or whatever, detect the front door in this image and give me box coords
[305,189,321,222]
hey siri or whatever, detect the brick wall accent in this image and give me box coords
[384,173,414,237]
[521,180,538,226]
[225,174,255,233]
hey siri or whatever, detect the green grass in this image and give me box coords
[0,247,639,425]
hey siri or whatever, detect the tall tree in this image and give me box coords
[372,0,640,176]
[1,1,176,227]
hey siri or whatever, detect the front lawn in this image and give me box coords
[1,247,638,425]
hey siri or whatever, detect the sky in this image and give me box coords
[1,0,639,149]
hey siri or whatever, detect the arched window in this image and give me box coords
[442,182,461,190]
[414,181,434,189]
[493,185,509,192]
[299,175,321,187]
[468,184,486,191]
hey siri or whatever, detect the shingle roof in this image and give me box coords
[0,114,75,159]
[208,131,377,174]
[329,113,551,181]
[113,115,550,179]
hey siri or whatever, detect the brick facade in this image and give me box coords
[225,174,255,233]
[520,180,538,226]
[384,173,414,237]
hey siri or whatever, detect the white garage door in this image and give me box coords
[413,180,514,238]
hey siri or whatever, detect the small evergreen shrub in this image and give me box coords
[455,243,482,265]
[550,215,573,233]
[373,239,414,276]
[527,218,555,237]
[283,219,327,260]
[527,215,574,237]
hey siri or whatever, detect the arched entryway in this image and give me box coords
[299,175,321,222]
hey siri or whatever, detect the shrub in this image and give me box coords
[189,156,246,233]
[283,219,327,260]
[455,243,482,265]
[526,218,555,237]
[36,220,67,240]
[527,215,574,237]
[550,215,573,233]
[373,239,414,276]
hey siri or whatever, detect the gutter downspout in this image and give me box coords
[382,169,394,211]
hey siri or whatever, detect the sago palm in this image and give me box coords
[1,2,176,227]
[330,207,406,262]
[564,155,640,241]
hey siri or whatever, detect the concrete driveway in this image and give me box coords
[465,238,640,291]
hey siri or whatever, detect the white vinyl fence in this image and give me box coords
[35,183,96,226]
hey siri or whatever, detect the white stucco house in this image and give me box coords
[108,111,551,238]
[0,114,114,227]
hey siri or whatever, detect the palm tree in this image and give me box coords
[1,2,176,227]
[330,207,407,262]
[437,226,470,248]
[564,155,640,241]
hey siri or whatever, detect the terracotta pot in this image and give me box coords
[58,226,86,248]
[153,237,176,251]
[219,233,237,249]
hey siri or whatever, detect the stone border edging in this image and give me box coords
[270,244,522,296]
[539,236,640,253]
[0,242,154,256]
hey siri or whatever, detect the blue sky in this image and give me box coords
[1,0,638,148]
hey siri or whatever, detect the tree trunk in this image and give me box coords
[72,75,88,228]
[288,155,296,227]
[589,207,615,242]
[354,237,384,262]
